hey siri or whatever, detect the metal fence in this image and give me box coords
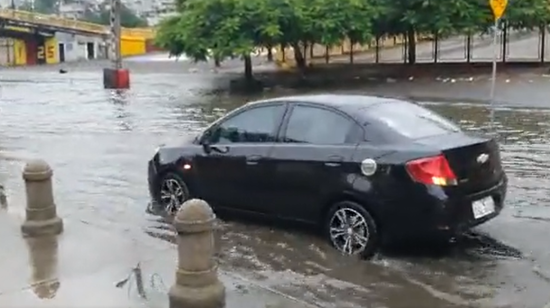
[276,25,550,67]
[401,26,549,64]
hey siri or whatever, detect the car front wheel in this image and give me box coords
[324,201,379,258]
[157,171,189,215]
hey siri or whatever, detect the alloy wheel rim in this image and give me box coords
[329,208,370,255]
[160,178,186,214]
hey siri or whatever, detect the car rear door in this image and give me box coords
[266,104,363,222]
[193,103,287,211]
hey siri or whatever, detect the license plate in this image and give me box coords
[472,196,495,219]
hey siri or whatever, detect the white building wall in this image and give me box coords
[55,32,106,62]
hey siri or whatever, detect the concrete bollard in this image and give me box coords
[169,199,225,308]
[20,160,63,237]
[27,236,60,299]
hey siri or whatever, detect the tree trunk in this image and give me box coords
[214,56,221,67]
[267,44,273,62]
[349,41,354,64]
[244,54,252,81]
[291,43,306,70]
[302,42,308,65]
[406,28,416,64]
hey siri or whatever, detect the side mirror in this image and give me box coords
[199,127,229,154]
[199,128,217,154]
[201,137,212,154]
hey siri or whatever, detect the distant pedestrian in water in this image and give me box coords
[0,184,7,208]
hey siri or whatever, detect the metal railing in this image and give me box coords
[0,8,154,38]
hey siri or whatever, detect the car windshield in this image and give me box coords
[367,101,461,139]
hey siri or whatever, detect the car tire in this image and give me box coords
[156,171,190,215]
[324,201,379,259]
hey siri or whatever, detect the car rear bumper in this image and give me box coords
[387,176,507,241]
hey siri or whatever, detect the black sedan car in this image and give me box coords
[148,94,507,257]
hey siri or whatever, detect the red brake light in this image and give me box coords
[406,154,457,186]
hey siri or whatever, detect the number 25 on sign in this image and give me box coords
[490,0,508,20]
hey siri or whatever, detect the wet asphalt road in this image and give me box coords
[1,61,550,308]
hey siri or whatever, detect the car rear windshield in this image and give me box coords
[367,101,461,139]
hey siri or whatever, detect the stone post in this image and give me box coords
[169,199,225,308]
[21,160,63,237]
[27,236,60,299]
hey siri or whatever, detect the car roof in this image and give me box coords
[248,94,405,114]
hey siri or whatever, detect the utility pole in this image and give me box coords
[103,0,130,89]
[110,0,122,70]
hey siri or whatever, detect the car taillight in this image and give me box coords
[406,154,457,186]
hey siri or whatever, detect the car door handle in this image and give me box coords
[324,155,344,167]
[246,155,262,165]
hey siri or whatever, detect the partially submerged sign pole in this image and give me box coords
[488,0,508,132]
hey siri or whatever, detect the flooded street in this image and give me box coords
[1,64,550,308]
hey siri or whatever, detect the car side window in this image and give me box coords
[284,105,358,144]
[209,104,285,144]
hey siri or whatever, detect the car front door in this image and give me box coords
[193,103,287,212]
[268,104,363,222]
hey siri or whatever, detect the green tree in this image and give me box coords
[373,0,550,64]
[155,16,187,58]
[156,0,277,81]
[262,0,378,68]
[155,0,380,78]
[372,0,470,64]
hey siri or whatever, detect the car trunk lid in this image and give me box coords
[414,133,503,194]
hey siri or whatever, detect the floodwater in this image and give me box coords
[1,64,550,308]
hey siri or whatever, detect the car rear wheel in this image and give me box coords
[158,172,189,215]
[324,201,379,258]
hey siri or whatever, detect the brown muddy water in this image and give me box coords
[1,67,550,308]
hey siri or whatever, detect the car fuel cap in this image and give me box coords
[360,158,377,176]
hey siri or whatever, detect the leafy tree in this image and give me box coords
[372,0,469,64]
[155,16,187,58]
[340,0,379,63]
[156,0,550,76]
[156,0,274,80]
[156,0,380,79]
[373,0,550,64]
[494,0,550,29]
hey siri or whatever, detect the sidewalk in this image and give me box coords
[0,210,314,308]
